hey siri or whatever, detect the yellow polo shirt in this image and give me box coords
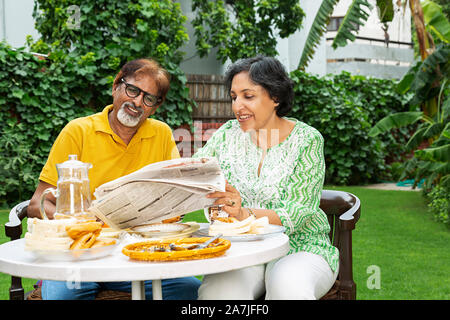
[39,104,180,199]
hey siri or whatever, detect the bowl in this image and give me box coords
[129,223,191,237]
[27,238,119,261]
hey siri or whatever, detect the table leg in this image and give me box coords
[131,280,145,300]
[152,279,162,300]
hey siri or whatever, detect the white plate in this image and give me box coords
[195,223,285,241]
[129,222,191,237]
[128,222,201,239]
[27,240,119,262]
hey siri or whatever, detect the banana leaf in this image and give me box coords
[331,0,373,49]
[410,43,450,93]
[440,122,450,140]
[396,61,421,94]
[441,174,450,190]
[297,0,339,70]
[432,122,450,147]
[422,0,450,43]
[405,125,427,150]
[397,43,450,109]
[423,122,445,139]
[416,161,450,183]
[415,144,450,162]
[376,0,394,24]
[442,94,450,122]
[368,111,423,137]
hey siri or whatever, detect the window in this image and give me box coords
[327,16,360,32]
[327,17,344,31]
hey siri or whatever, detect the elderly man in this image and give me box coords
[28,58,201,300]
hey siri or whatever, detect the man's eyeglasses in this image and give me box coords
[120,78,162,108]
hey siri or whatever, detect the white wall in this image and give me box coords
[276,0,327,75]
[325,0,413,79]
[326,0,411,44]
[275,0,413,76]
[176,0,228,75]
[0,0,40,47]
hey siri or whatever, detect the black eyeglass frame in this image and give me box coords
[120,78,162,108]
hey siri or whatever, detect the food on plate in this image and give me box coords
[248,216,270,234]
[162,215,182,223]
[70,232,98,250]
[122,237,231,261]
[209,215,269,236]
[66,222,102,239]
[24,218,114,252]
[66,221,103,250]
[91,238,116,248]
[99,227,123,239]
[215,217,238,223]
[25,218,77,251]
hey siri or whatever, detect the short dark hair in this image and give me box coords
[113,58,171,99]
[224,56,294,117]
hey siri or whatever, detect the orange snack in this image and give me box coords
[66,222,102,240]
[162,216,182,223]
[122,237,231,261]
[70,232,99,250]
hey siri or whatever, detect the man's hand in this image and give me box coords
[28,181,57,219]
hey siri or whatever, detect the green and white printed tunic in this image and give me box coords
[193,119,339,272]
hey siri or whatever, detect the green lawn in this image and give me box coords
[328,186,450,300]
[0,186,448,300]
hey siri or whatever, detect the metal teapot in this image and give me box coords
[40,155,93,219]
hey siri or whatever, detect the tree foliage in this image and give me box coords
[290,71,411,185]
[0,0,196,207]
[298,0,373,70]
[30,0,193,127]
[191,0,305,63]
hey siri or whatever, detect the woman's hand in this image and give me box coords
[206,181,248,220]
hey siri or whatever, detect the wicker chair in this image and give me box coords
[319,189,361,300]
[4,189,360,300]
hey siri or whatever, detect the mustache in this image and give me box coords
[122,102,143,113]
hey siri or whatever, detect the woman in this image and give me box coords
[193,56,339,300]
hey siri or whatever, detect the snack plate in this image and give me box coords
[195,223,285,242]
[128,222,200,239]
[26,239,119,262]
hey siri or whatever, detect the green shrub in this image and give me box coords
[0,0,194,207]
[386,161,406,182]
[0,43,96,207]
[31,0,193,128]
[426,184,450,227]
[289,71,411,185]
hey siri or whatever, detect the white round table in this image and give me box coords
[0,232,289,300]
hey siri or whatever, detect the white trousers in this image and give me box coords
[198,251,338,300]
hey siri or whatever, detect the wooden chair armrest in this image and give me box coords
[339,193,361,230]
[4,200,29,300]
[337,193,361,300]
[5,200,29,241]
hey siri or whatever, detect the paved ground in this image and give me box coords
[361,183,421,192]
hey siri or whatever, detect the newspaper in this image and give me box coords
[88,157,225,230]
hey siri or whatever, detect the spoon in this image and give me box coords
[169,233,223,251]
